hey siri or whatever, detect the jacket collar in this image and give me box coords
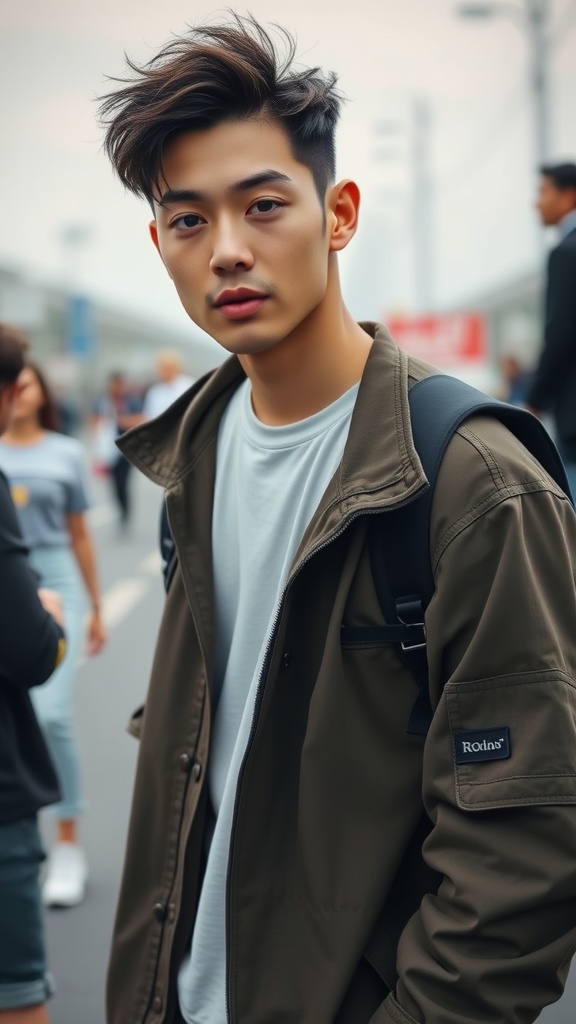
[118,322,427,516]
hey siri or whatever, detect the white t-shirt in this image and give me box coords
[178,377,359,1024]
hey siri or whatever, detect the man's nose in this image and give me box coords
[210,218,254,273]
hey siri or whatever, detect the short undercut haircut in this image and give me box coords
[540,162,576,193]
[99,14,342,205]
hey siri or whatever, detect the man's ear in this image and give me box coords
[149,220,173,279]
[327,180,361,253]
[149,219,159,252]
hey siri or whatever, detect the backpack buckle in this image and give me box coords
[396,597,427,652]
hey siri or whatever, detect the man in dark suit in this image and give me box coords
[527,162,576,500]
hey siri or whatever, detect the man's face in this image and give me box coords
[108,377,125,400]
[156,356,178,383]
[150,118,336,357]
[536,175,576,226]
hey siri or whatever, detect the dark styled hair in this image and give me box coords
[99,14,342,204]
[540,162,576,193]
[25,362,60,432]
[0,323,28,387]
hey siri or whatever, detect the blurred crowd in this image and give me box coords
[0,335,194,1024]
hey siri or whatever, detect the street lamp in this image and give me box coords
[456,1,551,165]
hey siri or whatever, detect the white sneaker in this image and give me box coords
[42,842,88,908]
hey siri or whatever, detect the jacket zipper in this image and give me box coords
[224,485,427,1024]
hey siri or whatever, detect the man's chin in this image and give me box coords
[210,330,282,358]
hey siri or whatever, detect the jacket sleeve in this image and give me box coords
[0,472,65,689]
[527,243,576,410]
[372,446,576,1022]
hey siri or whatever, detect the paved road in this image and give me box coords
[40,471,575,1022]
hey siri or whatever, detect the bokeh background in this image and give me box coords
[1,0,575,397]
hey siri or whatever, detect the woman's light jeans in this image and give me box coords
[28,545,85,822]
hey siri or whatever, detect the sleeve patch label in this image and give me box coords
[454,727,511,764]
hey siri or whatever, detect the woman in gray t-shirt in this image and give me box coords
[0,363,106,909]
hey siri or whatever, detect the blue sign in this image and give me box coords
[67,295,93,359]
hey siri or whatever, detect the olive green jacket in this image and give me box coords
[108,324,576,1024]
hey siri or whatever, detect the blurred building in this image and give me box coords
[0,263,223,423]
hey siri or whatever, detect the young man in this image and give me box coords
[0,324,66,1024]
[100,17,576,1024]
[527,161,576,500]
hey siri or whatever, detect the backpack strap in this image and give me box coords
[343,373,573,736]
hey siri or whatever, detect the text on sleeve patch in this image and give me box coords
[454,727,511,764]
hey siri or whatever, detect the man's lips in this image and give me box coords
[212,289,269,321]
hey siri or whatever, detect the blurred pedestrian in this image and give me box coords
[142,350,194,419]
[0,360,107,908]
[99,16,576,1024]
[527,161,576,499]
[0,324,67,1024]
[498,353,534,407]
[53,389,81,437]
[141,352,194,563]
[91,371,142,529]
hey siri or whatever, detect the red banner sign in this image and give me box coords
[386,313,487,367]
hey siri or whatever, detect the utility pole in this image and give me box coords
[374,95,435,314]
[527,0,551,166]
[456,0,562,169]
[456,0,558,261]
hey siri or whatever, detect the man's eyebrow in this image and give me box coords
[157,170,293,207]
[230,170,292,194]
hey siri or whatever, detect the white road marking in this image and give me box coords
[76,549,161,668]
[102,577,152,630]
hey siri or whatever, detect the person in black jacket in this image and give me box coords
[528,162,576,500]
[0,323,66,1024]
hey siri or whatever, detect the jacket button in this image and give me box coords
[153,902,167,922]
[179,753,192,772]
[191,761,202,782]
[281,652,292,670]
[151,994,163,1013]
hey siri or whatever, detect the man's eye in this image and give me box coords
[250,199,281,214]
[174,213,203,229]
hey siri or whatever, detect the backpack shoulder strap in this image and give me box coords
[362,373,572,736]
[397,373,571,603]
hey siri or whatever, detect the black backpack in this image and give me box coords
[341,374,573,735]
[160,374,573,735]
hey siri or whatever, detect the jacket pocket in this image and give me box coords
[445,669,576,811]
[127,702,145,740]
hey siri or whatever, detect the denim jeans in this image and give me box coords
[0,817,56,1009]
[28,546,86,821]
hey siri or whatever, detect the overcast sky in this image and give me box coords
[1,0,575,351]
